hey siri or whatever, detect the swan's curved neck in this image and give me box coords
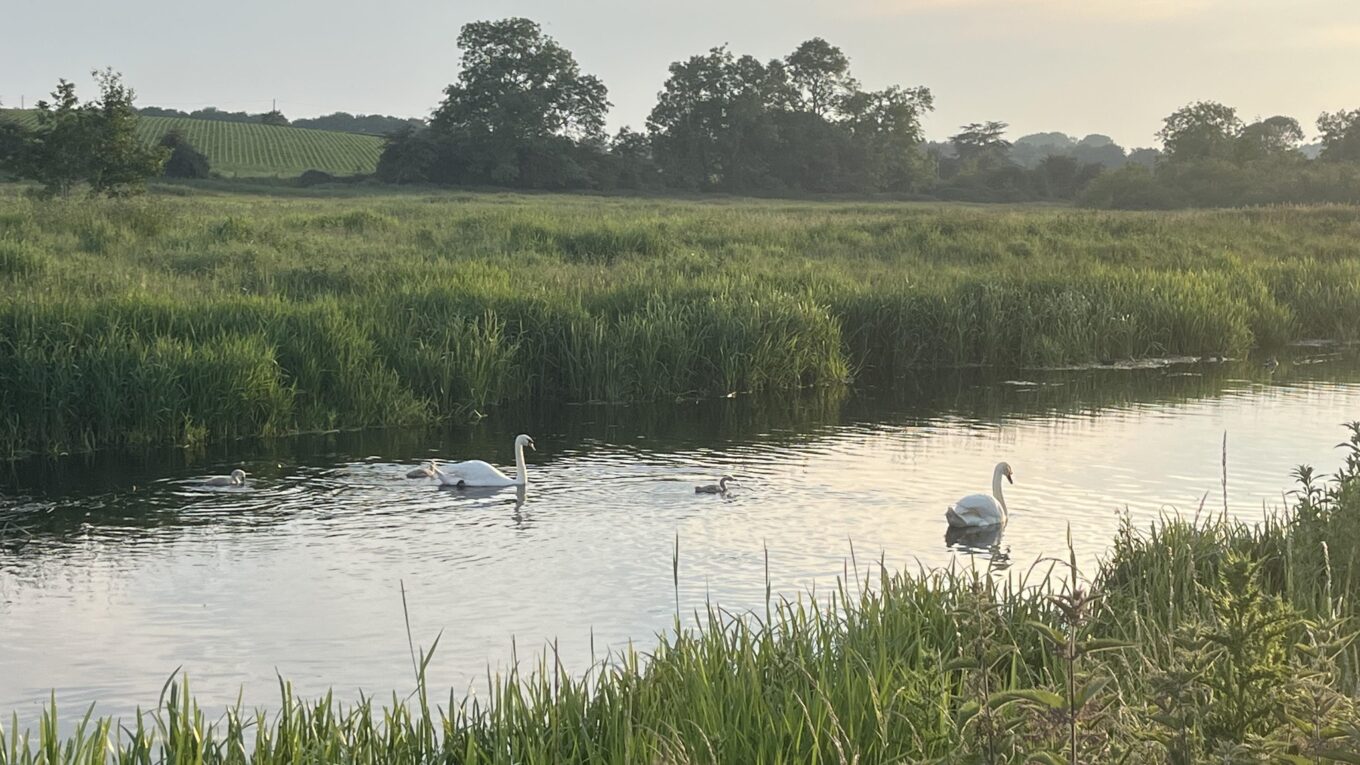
[992,469,1008,516]
[514,442,528,484]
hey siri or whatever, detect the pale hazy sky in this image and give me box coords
[3,0,1357,147]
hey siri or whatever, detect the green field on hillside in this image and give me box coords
[0,110,383,177]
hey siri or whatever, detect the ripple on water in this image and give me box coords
[3,358,1360,728]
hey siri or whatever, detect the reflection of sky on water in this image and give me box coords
[2,353,1358,727]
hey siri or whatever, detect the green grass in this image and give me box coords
[2,189,1360,456]
[0,111,382,177]
[3,426,1359,763]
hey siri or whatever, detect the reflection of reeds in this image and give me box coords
[3,193,1359,455]
[7,426,1360,760]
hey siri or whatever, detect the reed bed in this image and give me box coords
[2,190,1359,455]
[3,425,1360,763]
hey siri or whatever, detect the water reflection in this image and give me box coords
[1,350,1359,726]
[944,523,1006,556]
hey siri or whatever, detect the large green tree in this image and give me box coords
[840,85,935,190]
[16,70,164,196]
[428,17,608,187]
[782,38,858,118]
[646,46,779,190]
[1157,101,1242,162]
[1236,115,1304,162]
[85,69,165,194]
[648,39,932,193]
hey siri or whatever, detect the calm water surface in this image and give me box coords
[2,352,1359,724]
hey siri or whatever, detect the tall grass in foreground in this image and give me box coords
[3,191,1360,455]
[4,426,1360,764]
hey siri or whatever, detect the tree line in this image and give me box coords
[375,17,1360,206]
[137,106,422,136]
[4,20,1360,206]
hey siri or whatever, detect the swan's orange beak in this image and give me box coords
[529,441,536,451]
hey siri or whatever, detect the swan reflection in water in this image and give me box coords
[945,523,1011,569]
[440,482,529,525]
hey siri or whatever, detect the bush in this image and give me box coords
[298,169,337,187]
[159,130,211,179]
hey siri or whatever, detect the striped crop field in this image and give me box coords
[0,110,383,177]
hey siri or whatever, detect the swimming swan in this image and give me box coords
[695,475,734,494]
[205,469,247,488]
[406,461,439,479]
[434,435,534,488]
[946,462,1013,527]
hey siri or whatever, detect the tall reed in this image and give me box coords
[2,190,1358,455]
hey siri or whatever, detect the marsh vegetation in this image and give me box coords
[3,191,1359,456]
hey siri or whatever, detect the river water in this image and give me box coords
[2,351,1358,725]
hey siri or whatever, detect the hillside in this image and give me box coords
[0,111,383,178]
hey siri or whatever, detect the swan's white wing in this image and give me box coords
[436,460,514,487]
[946,493,1003,527]
[204,476,232,487]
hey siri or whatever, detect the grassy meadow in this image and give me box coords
[3,426,1360,763]
[2,189,1360,456]
[0,111,383,177]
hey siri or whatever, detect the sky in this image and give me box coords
[3,0,1358,148]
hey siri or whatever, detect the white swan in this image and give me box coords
[695,475,734,494]
[205,469,247,488]
[434,434,534,488]
[946,462,1013,527]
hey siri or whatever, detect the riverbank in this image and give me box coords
[2,424,1358,762]
[2,190,1359,456]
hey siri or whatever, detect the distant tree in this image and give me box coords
[85,70,166,194]
[1035,154,1079,197]
[951,121,1011,166]
[1033,154,1103,199]
[159,130,210,178]
[782,38,858,118]
[1317,109,1360,162]
[188,107,258,124]
[435,18,608,140]
[1157,101,1242,162]
[260,109,290,126]
[1008,133,1127,170]
[376,124,439,183]
[647,46,778,190]
[22,79,95,195]
[429,17,609,186]
[16,70,165,196]
[292,112,425,135]
[0,112,28,177]
[604,127,661,189]
[1237,115,1304,161]
[137,106,190,118]
[840,85,935,191]
[1078,164,1177,209]
[1015,132,1076,149]
[1126,147,1161,168]
[1071,144,1126,168]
